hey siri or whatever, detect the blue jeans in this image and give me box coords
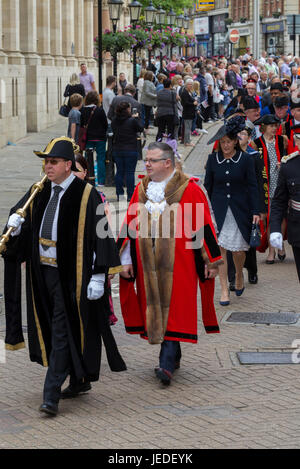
[112,150,138,200]
[86,140,106,185]
[159,340,182,374]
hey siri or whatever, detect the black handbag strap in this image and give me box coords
[84,106,96,129]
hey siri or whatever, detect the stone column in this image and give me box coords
[50,0,65,66]
[61,0,77,66]
[19,0,41,65]
[84,0,96,66]
[37,0,54,65]
[0,0,7,63]
[74,0,85,63]
[2,0,24,64]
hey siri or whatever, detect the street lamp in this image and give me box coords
[108,0,123,81]
[176,14,185,57]
[157,5,166,26]
[176,14,185,29]
[183,15,190,32]
[157,6,166,71]
[167,8,177,26]
[128,0,142,85]
[145,1,157,67]
[128,0,142,23]
[145,1,156,25]
[167,9,177,57]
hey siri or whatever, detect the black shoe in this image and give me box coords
[154,367,172,385]
[61,382,91,399]
[39,402,58,416]
[248,272,258,284]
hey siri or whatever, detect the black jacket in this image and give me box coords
[80,105,108,141]
[180,88,196,120]
[204,151,260,243]
[111,116,144,152]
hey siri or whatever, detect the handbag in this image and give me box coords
[78,106,96,152]
[249,223,261,248]
[59,98,70,117]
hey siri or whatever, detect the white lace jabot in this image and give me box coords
[145,170,176,215]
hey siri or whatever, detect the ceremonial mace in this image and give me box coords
[0,173,48,254]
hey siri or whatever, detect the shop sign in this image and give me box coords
[194,16,209,35]
[194,1,215,12]
[212,14,227,33]
[262,22,284,33]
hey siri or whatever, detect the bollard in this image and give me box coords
[105,132,115,187]
[85,148,96,186]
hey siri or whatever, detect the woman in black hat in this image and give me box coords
[204,116,260,306]
[251,114,289,263]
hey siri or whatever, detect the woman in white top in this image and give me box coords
[136,68,146,102]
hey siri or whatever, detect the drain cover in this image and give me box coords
[237,352,298,365]
[226,312,300,325]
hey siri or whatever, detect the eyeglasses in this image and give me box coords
[143,158,168,164]
[44,158,65,165]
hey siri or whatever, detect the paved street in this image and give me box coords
[1,119,300,449]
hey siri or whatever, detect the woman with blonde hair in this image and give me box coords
[64,73,85,101]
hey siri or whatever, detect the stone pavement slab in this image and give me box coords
[1,119,300,449]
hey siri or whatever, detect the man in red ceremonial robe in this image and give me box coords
[117,141,223,386]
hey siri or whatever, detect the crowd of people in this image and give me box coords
[3,51,300,416]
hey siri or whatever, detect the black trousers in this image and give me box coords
[227,247,257,282]
[292,246,300,282]
[159,340,182,374]
[42,266,71,404]
[156,115,175,140]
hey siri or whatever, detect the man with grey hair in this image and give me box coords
[117,141,223,386]
[107,83,142,121]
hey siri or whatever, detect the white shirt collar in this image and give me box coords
[52,172,75,192]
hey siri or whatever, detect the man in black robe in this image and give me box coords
[2,137,126,416]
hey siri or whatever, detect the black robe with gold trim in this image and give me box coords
[2,177,126,381]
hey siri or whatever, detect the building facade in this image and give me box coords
[0,0,98,148]
[193,1,300,59]
[228,0,300,57]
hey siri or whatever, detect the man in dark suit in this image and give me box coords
[270,126,300,280]
[107,84,142,121]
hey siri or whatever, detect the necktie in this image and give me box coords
[41,186,63,250]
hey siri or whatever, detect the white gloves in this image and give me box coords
[87,273,105,300]
[7,213,25,237]
[270,232,283,249]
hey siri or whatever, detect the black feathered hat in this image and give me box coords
[207,116,246,145]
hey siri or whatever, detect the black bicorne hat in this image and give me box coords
[242,96,260,110]
[34,137,80,171]
[274,95,289,108]
[254,114,280,126]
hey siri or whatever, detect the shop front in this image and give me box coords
[194,16,211,57]
[262,21,284,56]
[232,26,251,57]
[211,13,229,57]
